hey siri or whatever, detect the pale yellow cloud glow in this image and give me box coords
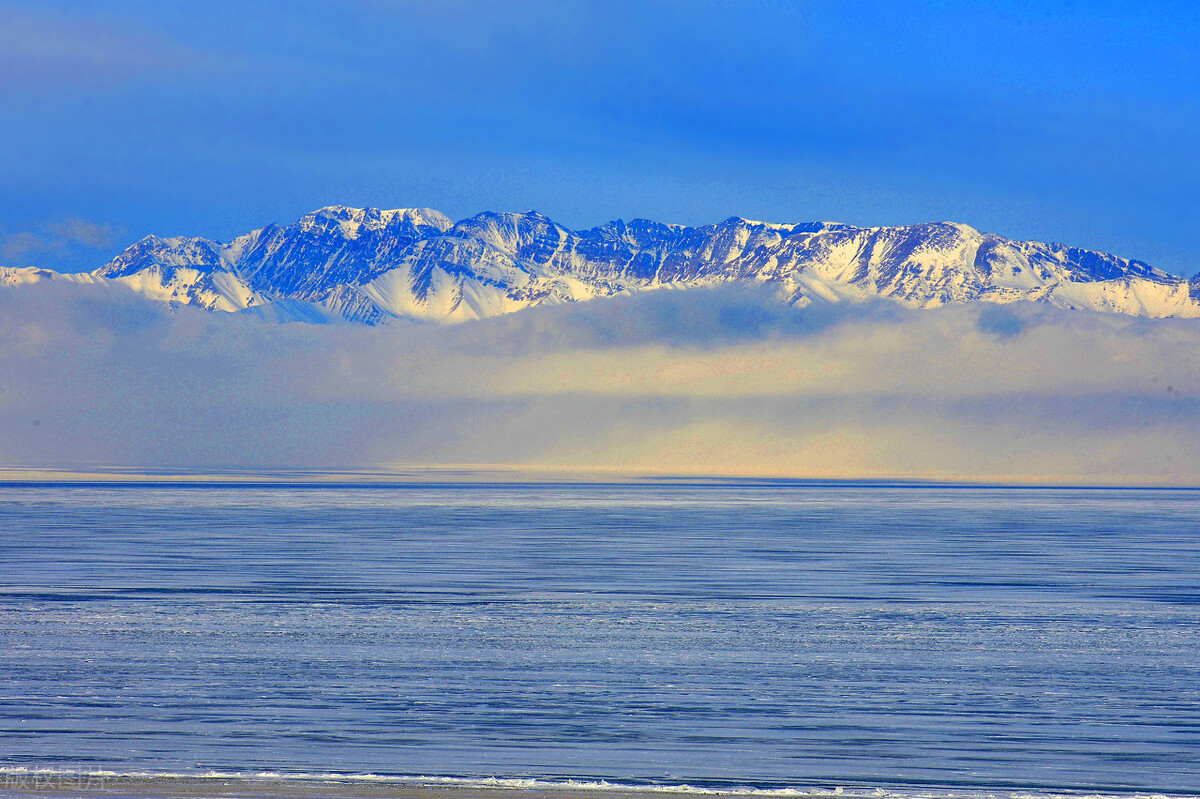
[1,282,1196,484]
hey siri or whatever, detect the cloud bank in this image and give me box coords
[1,282,1198,484]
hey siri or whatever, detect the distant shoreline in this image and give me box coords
[2,772,1197,799]
[0,467,1199,490]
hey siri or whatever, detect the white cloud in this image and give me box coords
[1,281,1197,483]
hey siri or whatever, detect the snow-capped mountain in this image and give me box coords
[4,205,1198,323]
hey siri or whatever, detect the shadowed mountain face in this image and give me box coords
[3,205,1195,324]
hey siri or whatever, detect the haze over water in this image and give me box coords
[1,482,1198,795]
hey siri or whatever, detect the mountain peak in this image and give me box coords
[41,204,1195,324]
[302,205,453,236]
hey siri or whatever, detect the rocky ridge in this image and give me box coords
[3,205,1197,324]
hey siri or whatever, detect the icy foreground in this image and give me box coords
[3,205,1199,323]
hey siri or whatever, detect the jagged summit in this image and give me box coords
[298,205,454,236]
[5,205,1197,324]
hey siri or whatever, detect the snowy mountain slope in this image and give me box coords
[1,266,101,288]
[6,206,1198,323]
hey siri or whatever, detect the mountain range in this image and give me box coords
[3,205,1198,324]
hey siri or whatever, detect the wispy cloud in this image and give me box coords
[0,282,1197,483]
[48,218,120,249]
[0,4,193,92]
[0,232,45,262]
[0,218,121,268]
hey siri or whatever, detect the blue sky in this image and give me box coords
[1,0,1197,274]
